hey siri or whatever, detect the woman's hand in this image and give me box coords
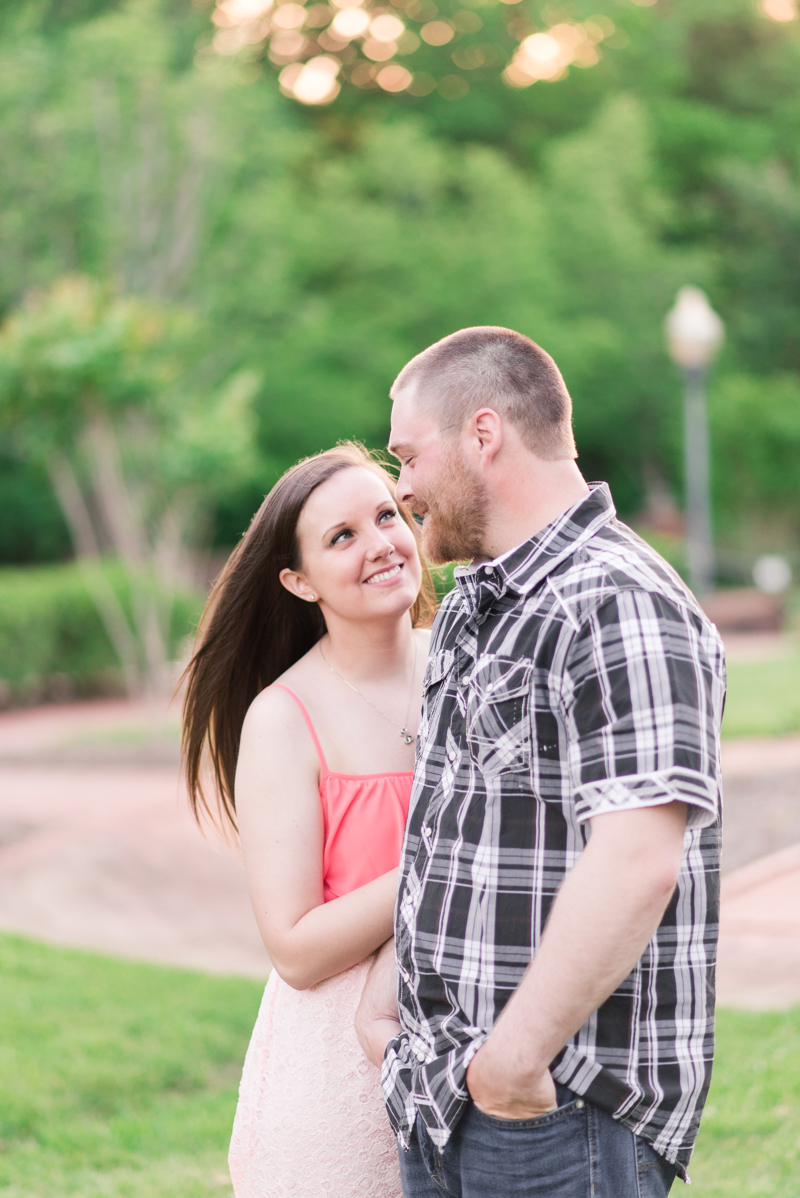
[355,938,401,1067]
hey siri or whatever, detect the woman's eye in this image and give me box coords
[331,529,352,545]
[378,508,397,523]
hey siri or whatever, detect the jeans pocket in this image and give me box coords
[471,1095,585,1131]
[462,1095,592,1195]
[635,1135,677,1197]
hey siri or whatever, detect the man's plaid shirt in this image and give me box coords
[382,484,725,1180]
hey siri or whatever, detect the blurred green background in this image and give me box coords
[1,0,800,704]
[1,0,800,558]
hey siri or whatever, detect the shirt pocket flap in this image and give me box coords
[423,649,455,691]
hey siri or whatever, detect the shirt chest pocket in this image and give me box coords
[419,649,455,746]
[466,656,533,777]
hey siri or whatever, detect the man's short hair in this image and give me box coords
[390,326,577,461]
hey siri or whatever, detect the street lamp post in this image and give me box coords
[665,287,725,596]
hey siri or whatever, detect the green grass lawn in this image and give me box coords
[723,649,800,738]
[690,1007,800,1195]
[0,934,263,1198]
[2,934,799,1196]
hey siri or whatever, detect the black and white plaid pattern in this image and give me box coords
[382,484,725,1180]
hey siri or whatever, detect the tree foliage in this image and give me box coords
[0,276,258,696]
[0,0,798,569]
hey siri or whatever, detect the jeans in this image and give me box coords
[398,1085,677,1198]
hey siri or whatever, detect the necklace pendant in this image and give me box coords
[401,729,415,745]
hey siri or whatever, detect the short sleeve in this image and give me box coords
[560,589,725,829]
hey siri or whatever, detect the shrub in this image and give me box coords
[711,372,800,548]
[0,561,203,706]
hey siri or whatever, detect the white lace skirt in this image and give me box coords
[229,959,402,1198]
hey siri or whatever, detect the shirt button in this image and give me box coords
[575,1100,585,1109]
[484,566,493,575]
[415,1049,426,1061]
[422,825,432,838]
[448,749,457,762]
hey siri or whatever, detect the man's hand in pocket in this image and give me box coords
[466,1037,558,1121]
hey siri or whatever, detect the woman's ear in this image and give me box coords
[279,568,318,603]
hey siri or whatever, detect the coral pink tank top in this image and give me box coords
[271,685,413,903]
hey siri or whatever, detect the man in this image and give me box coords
[355,326,725,1197]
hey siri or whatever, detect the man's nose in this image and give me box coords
[395,467,414,506]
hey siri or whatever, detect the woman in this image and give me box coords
[182,443,436,1198]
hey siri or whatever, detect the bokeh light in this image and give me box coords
[350,61,378,86]
[214,0,274,22]
[211,0,624,102]
[363,38,396,59]
[503,19,609,87]
[407,70,436,94]
[279,53,341,101]
[272,4,307,28]
[376,63,413,90]
[420,20,454,45]
[452,10,482,33]
[331,7,370,37]
[370,13,405,41]
[451,45,485,69]
[269,29,307,61]
[760,0,798,19]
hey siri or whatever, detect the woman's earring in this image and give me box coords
[309,594,316,601]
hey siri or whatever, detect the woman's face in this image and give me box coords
[281,467,422,623]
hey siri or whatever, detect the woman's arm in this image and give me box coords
[235,687,397,989]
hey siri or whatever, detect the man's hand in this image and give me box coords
[466,1032,557,1120]
[355,937,401,1068]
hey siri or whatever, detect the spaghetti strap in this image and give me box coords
[270,683,328,777]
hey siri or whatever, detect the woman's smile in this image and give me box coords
[363,563,403,586]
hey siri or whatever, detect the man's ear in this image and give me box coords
[469,408,504,468]
[279,568,318,603]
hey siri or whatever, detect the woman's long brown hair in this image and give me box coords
[181,442,438,836]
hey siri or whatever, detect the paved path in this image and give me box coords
[718,843,800,1010]
[0,699,269,977]
[720,736,800,874]
[0,698,798,1006]
[715,735,800,1008]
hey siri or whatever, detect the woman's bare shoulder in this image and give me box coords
[244,679,295,722]
[236,683,323,844]
[240,680,316,767]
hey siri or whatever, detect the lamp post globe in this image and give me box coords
[665,287,724,596]
[666,287,725,371]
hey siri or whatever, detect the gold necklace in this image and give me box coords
[318,639,418,745]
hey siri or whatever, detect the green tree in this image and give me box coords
[0,276,259,699]
[711,372,800,549]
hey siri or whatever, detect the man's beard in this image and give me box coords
[418,445,489,565]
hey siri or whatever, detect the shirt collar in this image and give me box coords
[454,482,616,618]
